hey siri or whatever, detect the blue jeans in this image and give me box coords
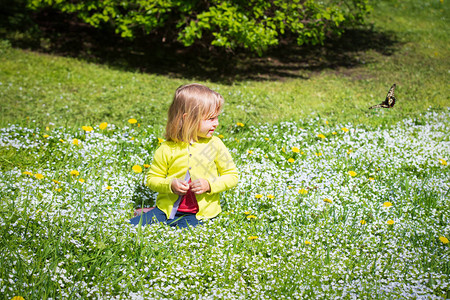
[129,207,202,228]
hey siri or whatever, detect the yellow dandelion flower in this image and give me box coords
[387,219,395,225]
[138,123,141,127]
[282,147,285,153]
[317,134,326,139]
[158,138,164,143]
[264,154,268,158]
[304,240,311,245]
[255,194,263,199]
[11,296,25,300]
[264,137,270,141]
[369,177,375,181]
[439,159,447,166]
[325,120,329,125]
[106,186,113,190]
[315,152,322,156]
[288,158,295,163]
[247,150,253,154]
[78,178,85,183]
[128,118,138,124]
[292,146,300,153]
[332,131,337,135]
[132,165,143,173]
[248,236,259,240]
[23,171,33,176]
[235,138,240,143]
[43,134,49,138]
[347,149,352,154]
[247,215,257,220]
[99,122,108,130]
[52,179,60,184]
[383,201,392,208]
[267,194,275,199]
[301,151,305,155]
[288,186,293,189]
[342,127,349,132]
[34,173,44,180]
[73,138,79,146]
[244,211,251,215]
[323,198,332,203]
[298,189,308,195]
[130,137,135,140]
[59,139,65,143]
[57,188,62,192]
[360,220,366,225]
[236,122,244,127]
[218,134,224,139]
[348,171,357,177]
[70,170,79,176]
[45,127,50,131]
[143,164,150,168]
[439,236,449,244]
[82,126,93,132]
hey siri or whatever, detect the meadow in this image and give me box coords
[0,0,449,299]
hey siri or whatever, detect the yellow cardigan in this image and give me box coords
[146,136,239,220]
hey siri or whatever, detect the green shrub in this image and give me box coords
[27,0,371,55]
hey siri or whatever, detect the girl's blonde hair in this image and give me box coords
[165,83,224,143]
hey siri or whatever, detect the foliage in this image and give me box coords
[26,0,372,55]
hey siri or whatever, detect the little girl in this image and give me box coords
[130,83,239,228]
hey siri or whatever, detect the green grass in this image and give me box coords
[0,0,449,299]
[0,0,448,129]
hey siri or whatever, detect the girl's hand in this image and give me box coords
[171,179,189,195]
[189,179,211,195]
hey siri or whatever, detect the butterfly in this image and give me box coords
[369,84,397,109]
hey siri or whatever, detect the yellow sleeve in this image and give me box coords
[146,143,174,194]
[207,138,239,194]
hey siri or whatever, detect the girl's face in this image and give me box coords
[198,115,219,139]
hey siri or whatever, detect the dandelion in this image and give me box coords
[325,120,329,125]
[247,215,257,220]
[130,137,135,140]
[34,173,44,180]
[298,189,308,195]
[218,134,224,139]
[439,236,449,244]
[70,170,79,176]
[143,164,150,168]
[264,137,270,141]
[73,138,79,146]
[236,122,244,127]
[315,152,322,156]
[267,194,275,199]
[383,201,393,208]
[78,178,85,183]
[248,236,258,240]
[235,138,240,143]
[305,240,311,245]
[244,211,251,215]
[11,296,25,300]
[369,177,375,181]
[158,138,164,143]
[282,147,285,153]
[255,194,263,199]
[57,188,62,192]
[128,118,138,124]
[360,220,366,225]
[132,165,143,173]
[43,134,49,138]
[99,122,108,130]
[317,134,326,139]
[23,171,33,176]
[288,158,295,163]
[332,131,337,135]
[106,186,113,190]
[348,171,357,177]
[347,149,352,154]
[288,186,293,189]
[439,159,447,166]
[264,154,269,158]
[323,198,332,203]
[59,139,65,143]
[52,179,60,184]
[45,127,50,131]
[342,127,349,132]
[247,150,253,154]
[387,219,395,225]
[292,146,300,153]
[82,126,93,132]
